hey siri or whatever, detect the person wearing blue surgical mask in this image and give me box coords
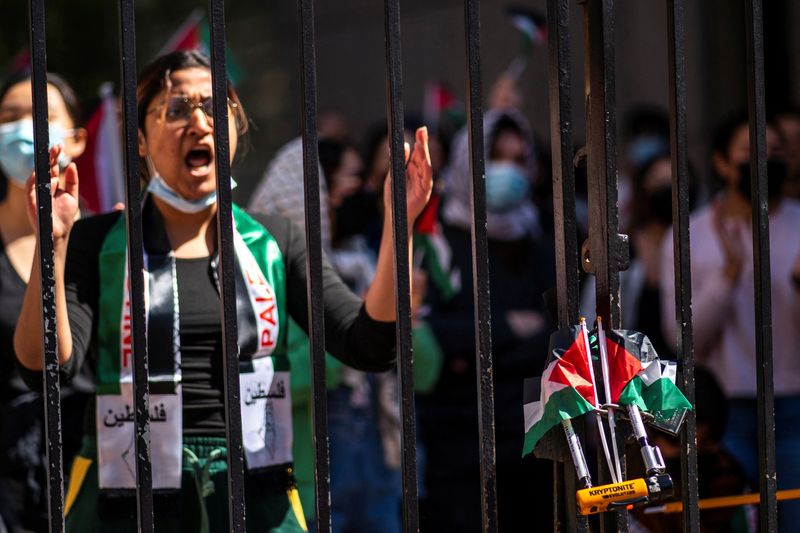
[484,119,530,214]
[0,71,87,533]
[425,106,555,532]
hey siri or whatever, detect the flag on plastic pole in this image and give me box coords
[605,329,692,433]
[522,325,596,457]
[503,6,547,79]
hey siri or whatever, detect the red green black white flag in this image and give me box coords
[523,326,597,457]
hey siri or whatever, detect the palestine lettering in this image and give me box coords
[121,288,132,368]
[103,403,168,427]
[244,380,287,405]
[246,266,278,350]
[587,483,636,497]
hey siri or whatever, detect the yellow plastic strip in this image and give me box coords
[287,487,309,531]
[648,487,800,514]
[64,456,92,516]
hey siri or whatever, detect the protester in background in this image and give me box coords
[0,71,89,533]
[582,152,697,358]
[420,105,555,532]
[776,109,800,198]
[249,136,332,251]
[317,109,351,144]
[660,114,800,532]
[253,132,444,532]
[249,135,342,529]
[618,107,671,233]
[320,137,443,533]
[13,50,433,532]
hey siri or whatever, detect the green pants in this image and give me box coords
[65,436,307,533]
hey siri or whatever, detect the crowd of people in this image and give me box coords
[0,49,799,533]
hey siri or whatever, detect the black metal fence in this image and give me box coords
[25,0,778,532]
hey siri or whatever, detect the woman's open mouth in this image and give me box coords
[185,145,213,175]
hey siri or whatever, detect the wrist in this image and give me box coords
[54,234,70,249]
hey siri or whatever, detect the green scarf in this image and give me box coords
[94,201,293,491]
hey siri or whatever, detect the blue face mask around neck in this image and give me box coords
[0,118,73,185]
[147,172,237,214]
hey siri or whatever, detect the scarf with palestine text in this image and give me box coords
[95,200,291,491]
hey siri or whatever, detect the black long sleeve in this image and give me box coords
[250,212,396,372]
[18,209,396,392]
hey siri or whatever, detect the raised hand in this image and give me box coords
[712,201,745,283]
[25,144,80,244]
[383,126,434,231]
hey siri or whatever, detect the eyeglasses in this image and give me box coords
[148,95,238,128]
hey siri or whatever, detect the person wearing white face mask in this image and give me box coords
[0,71,87,533]
[13,50,433,532]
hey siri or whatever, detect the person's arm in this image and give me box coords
[280,127,433,372]
[280,216,395,372]
[364,127,433,321]
[15,145,79,371]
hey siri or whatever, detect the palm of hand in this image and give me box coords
[383,126,433,226]
[26,145,80,242]
[50,177,80,239]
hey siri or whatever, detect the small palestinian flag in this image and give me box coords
[523,326,597,457]
[413,194,460,302]
[505,6,548,48]
[605,330,692,431]
[75,83,125,215]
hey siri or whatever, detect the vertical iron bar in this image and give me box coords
[744,0,778,530]
[548,0,579,329]
[383,0,418,530]
[118,0,154,531]
[582,0,621,328]
[28,1,64,531]
[546,0,587,531]
[463,1,498,531]
[297,0,332,530]
[665,1,699,532]
[207,1,246,531]
[582,0,626,530]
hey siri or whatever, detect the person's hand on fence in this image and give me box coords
[383,126,433,232]
[25,144,80,245]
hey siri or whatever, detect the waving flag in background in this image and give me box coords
[75,83,125,214]
[523,326,597,457]
[158,8,243,84]
[503,6,547,79]
[505,6,548,48]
